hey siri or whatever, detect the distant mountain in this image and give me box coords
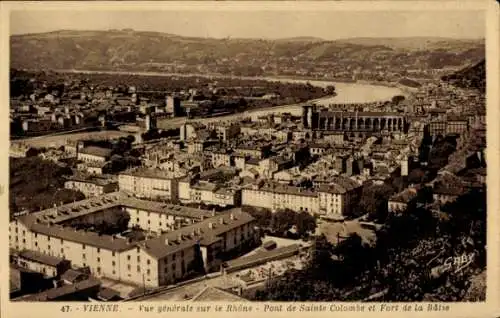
[335,37,485,51]
[275,36,325,43]
[442,59,486,92]
[10,30,485,75]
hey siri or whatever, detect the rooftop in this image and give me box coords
[18,249,67,267]
[389,187,419,203]
[226,244,301,270]
[245,181,317,198]
[120,167,186,180]
[316,176,361,194]
[191,287,248,302]
[137,209,255,259]
[61,269,88,283]
[14,278,101,301]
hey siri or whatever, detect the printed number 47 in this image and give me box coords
[61,306,71,312]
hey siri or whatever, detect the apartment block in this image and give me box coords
[9,192,257,288]
[118,168,185,201]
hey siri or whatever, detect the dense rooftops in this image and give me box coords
[247,177,360,196]
[17,192,213,227]
[120,167,186,180]
[246,181,317,197]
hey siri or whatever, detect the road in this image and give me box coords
[135,274,240,301]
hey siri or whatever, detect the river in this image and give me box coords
[14,70,405,147]
[56,68,405,118]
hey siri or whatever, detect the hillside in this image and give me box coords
[10,157,84,215]
[10,30,485,76]
[441,59,486,92]
[336,37,484,51]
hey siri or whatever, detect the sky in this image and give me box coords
[10,9,485,40]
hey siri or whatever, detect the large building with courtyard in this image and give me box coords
[9,192,258,288]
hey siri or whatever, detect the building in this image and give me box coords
[211,149,233,168]
[9,192,257,288]
[14,278,101,301]
[242,181,319,214]
[77,161,108,175]
[65,175,118,197]
[257,156,294,179]
[428,121,447,136]
[17,250,71,278]
[242,176,361,217]
[165,96,181,117]
[187,139,219,154]
[309,143,330,156]
[180,122,205,141]
[323,132,345,144]
[178,179,241,207]
[302,105,408,136]
[388,187,419,213]
[121,196,213,232]
[118,168,185,201]
[432,183,467,205]
[317,177,362,218]
[400,155,410,177]
[446,116,469,135]
[213,123,241,142]
[234,144,271,160]
[78,147,112,164]
[191,286,248,302]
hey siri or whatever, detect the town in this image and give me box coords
[9,61,486,302]
[8,11,487,304]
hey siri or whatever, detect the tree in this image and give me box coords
[358,183,394,222]
[391,95,406,105]
[242,206,273,229]
[271,209,298,235]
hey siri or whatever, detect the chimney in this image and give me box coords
[212,208,216,217]
[209,222,214,229]
[230,213,235,220]
[165,238,169,245]
[178,234,183,241]
[219,217,224,225]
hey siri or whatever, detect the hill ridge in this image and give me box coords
[10,29,485,75]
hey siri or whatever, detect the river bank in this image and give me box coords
[53,68,405,104]
[12,69,406,147]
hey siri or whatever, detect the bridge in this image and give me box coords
[303,106,409,135]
